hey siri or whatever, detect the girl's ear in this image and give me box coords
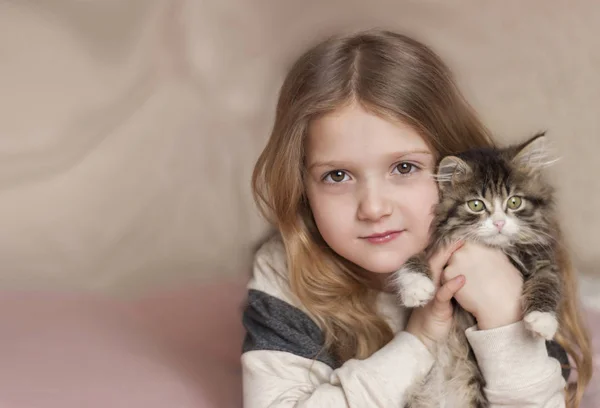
[512,131,559,172]
[435,156,471,185]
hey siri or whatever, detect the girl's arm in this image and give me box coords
[242,237,435,408]
[242,289,434,408]
[466,322,567,407]
[444,243,568,406]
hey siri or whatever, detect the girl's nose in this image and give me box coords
[357,184,393,222]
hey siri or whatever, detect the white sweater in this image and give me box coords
[241,235,568,407]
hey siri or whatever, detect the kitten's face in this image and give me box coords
[434,134,555,249]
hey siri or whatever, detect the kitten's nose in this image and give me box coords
[494,220,505,231]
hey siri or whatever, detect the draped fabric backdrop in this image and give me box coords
[1,0,599,292]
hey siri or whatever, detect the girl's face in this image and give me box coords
[305,102,439,275]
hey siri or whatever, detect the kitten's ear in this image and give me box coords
[512,132,559,172]
[436,156,472,185]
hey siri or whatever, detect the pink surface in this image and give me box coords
[0,282,597,407]
[0,281,247,408]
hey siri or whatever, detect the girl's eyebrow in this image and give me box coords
[308,149,432,170]
[389,150,432,159]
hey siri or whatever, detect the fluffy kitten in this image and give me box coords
[392,132,562,408]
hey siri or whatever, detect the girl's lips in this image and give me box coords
[362,230,404,244]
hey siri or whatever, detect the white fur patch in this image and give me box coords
[524,311,558,340]
[393,269,435,307]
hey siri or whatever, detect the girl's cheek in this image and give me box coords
[403,182,438,227]
[396,178,438,205]
[308,186,355,218]
[416,176,439,202]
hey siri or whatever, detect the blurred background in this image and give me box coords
[0,0,598,407]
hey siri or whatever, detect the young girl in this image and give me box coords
[242,29,592,407]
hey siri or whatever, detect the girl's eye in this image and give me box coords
[324,170,349,183]
[394,162,416,175]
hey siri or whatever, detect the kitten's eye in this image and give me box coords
[394,162,414,175]
[507,196,523,210]
[467,200,486,212]
[324,170,349,183]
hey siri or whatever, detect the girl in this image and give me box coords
[242,29,592,407]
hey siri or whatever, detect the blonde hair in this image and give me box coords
[252,29,591,406]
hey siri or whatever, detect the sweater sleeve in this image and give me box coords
[241,235,434,407]
[466,321,567,407]
[242,289,434,408]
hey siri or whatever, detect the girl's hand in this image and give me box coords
[405,242,465,352]
[443,242,524,330]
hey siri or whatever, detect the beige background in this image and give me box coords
[0,0,598,294]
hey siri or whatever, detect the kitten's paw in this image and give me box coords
[524,311,558,340]
[392,269,435,307]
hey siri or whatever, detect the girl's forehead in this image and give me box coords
[306,103,431,159]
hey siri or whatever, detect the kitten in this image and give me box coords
[392,132,562,408]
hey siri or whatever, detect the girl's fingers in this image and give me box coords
[429,240,464,278]
[430,275,465,316]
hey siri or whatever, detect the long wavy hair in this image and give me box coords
[251,29,591,406]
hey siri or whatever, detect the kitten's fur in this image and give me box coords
[392,133,562,408]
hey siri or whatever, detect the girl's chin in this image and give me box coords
[355,258,409,275]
